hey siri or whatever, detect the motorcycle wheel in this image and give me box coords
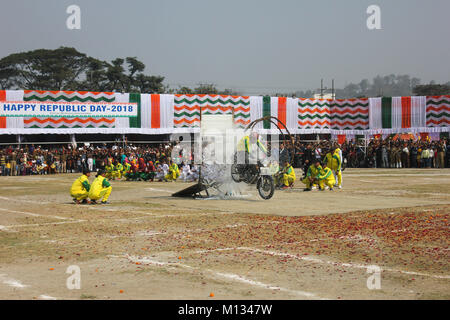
[231,163,242,182]
[257,176,275,200]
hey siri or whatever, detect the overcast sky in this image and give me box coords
[0,0,449,94]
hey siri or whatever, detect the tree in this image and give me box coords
[176,86,193,94]
[0,47,90,90]
[175,83,240,95]
[334,74,423,98]
[0,47,166,93]
[413,83,450,96]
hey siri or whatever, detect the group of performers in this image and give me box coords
[300,145,343,191]
[237,132,342,191]
[70,134,343,204]
[70,169,112,204]
[69,158,201,204]
[102,158,190,182]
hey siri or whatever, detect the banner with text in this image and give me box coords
[0,101,138,118]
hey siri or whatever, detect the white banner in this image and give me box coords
[0,101,138,118]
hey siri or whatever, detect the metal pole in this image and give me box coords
[320,79,324,99]
[332,79,335,99]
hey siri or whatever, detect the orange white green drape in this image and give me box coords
[0,90,449,135]
[139,93,174,130]
[426,95,450,127]
[369,96,426,130]
[330,99,369,130]
[298,98,331,129]
[173,94,250,128]
[23,90,116,128]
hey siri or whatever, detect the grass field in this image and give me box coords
[0,168,449,300]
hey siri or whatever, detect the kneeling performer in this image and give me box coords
[89,170,112,204]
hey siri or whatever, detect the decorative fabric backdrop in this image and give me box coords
[426,95,450,127]
[0,90,25,129]
[297,98,331,130]
[23,90,116,128]
[0,90,448,135]
[330,98,369,131]
[173,94,250,128]
[369,96,429,133]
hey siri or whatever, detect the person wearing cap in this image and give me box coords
[88,170,112,204]
[70,168,91,204]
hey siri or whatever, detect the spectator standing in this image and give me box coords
[428,146,434,168]
[401,144,409,168]
[381,144,388,168]
[10,151,17,176]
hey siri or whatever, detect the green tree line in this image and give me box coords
[0,47,448,97]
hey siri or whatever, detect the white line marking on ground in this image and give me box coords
[0,225,17,232]
[0,274,62,299]
[6,220,85,228]
[123,255,324,299]
[213,271,320,299]
[38,295,58,300]
[195,247,450,279]
[345,173,450,177]
[135,230,165,237]
[86,205,233,218]
[0,196,51,205]
[145,187,174,193]
[0,208,70,220]
[0,274,29,289]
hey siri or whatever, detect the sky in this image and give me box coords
[0,0,449,94]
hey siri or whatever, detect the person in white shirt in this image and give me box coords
[161,161,169,181]
[180,163,191,181]
[87,156,94,171]
[155,161,169,181]
[187,165,199,182]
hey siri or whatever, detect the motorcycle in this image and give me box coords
[230,153,275,200]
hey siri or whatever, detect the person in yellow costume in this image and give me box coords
[123,161,132,180]
[235,132,268,182]
[236,132,267,164]
[165,160,180,181]
[323,148,334,169]
[333,146,343,188]
[318,163,336,191]
[113,161,124,180]
[89,169,112,204]
[105,161,114,180]
[70,169,91,204]
[301,161,322,191]
[279,160,296,189]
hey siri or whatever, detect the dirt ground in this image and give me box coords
[0,168,449,300]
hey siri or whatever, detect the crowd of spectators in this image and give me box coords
[290,136,450,169]
[1,135,450,177]
[0,143,177,176]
